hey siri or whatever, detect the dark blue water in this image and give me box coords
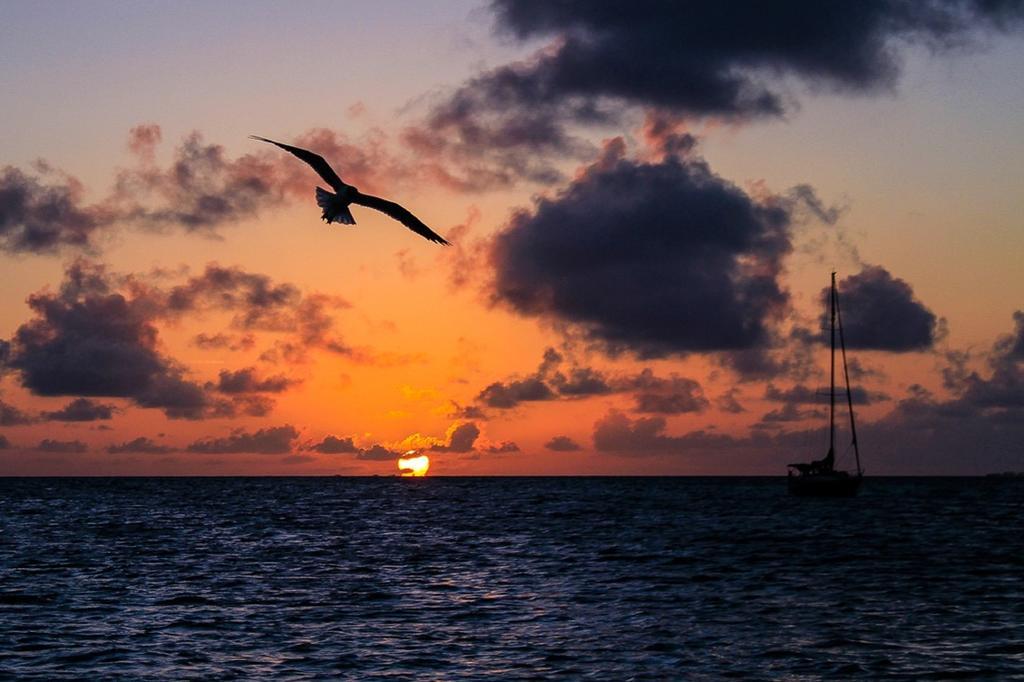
[1,478,1022,679]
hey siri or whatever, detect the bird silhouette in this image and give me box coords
[250,135,448,245]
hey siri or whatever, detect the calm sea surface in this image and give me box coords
[1,477,1022,679]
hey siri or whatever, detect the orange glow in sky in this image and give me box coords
[1,3,1023,476]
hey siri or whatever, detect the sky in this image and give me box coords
[2,0,1023,475]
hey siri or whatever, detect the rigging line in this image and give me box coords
[829,271,836,459]
[834,277,863,476]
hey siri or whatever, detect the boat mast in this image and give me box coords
[834,277,863,476]
[829,272,836,459]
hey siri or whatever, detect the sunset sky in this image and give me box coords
[2,1,1023,475]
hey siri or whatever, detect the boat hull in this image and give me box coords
[788,473,862,497]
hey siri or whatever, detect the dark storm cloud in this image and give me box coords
[447,401,489,420]
[310,435,358,454]
[42,398,116,422]
[165,264,354,364]
[485,441,520,453]
[115,123,446,235]
[475,350,564,408]
[854,380,1024,474]
[639,111,700,159]
[952,317,1024,410]
[591,312,1024,472]
[0,434,10,449]
[131,374,218,420]
[995,311,1024,360]
[431,422,481,453]
[8,261,174,397]
[389,421,518,458]
[0,166,115,254]
[845,357,885,381]
[307,434,409,460]
[545,435,582,452]
[593,410,743,456]
[413,0,1024,183]
[37,438,88,453]
[1,260,335,420]
[115,128,284,234]
[107,437,176,454]
[0,126,290,255]
[550,366,612,396]
[593,395,1024,473]
[212,367,298,394]
[450,422,483,452]
[764,383,889,406]
[593,410,826,459]
[472,349,711,415]
[477,376,557,408]
[192,332,256,352]
[0,399,35,426]
[825,266,939,351]
[226,394,278,418]
[718,326,819,383]
[403,87,595,191]
[2,258,369,421]
[3,261,219,420]
[626,370,709,414]
[187,425,299,454]
[490,142,792,357]
[165,264,303,323]
[760,403,825,423]
[632,391,707,415]
[716,388,746,414]
[355,444,404,461]
[0,124,422,258]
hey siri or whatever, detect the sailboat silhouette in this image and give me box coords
[787,272,864,497]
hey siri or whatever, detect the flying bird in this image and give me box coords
[250,135,448,245]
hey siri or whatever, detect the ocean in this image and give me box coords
[1,477,1022,679]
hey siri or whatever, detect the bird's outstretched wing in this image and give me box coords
[353,192,449,245]
[250,135,349,192]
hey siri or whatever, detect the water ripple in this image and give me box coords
[1,477,1022,678]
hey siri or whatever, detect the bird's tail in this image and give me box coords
[315,187,356,225]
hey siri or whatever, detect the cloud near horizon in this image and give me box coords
[545,435,582,452]
[591,310,1024,472]
[305,434,402,461]
[108,436,176,455]
[42,398,117,422]
[187,425,299,454]
[37,438,89,453]
[0,399,35,426]
[472,348,712,415]
[1,260,346,420]
[398,420,519,457]
[304,420,517,462]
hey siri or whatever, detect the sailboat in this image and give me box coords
[787,272,863,497]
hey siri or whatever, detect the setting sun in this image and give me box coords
[398,452,430,477]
